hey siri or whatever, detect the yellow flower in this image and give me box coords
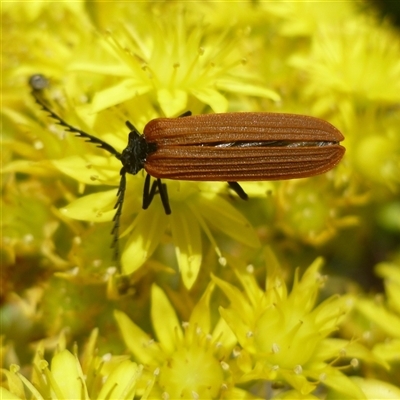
[264,1,357,37]
[81,18,279,117]
[212,250,381,397]
[115,283,258,399]
[289,19,400,117]
[0,330,154,400]
[275,176,358,246]
[356,262,400,365]
[2,2,400,398]
[351,111,400,191]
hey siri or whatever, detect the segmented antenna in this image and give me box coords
[111,168,127,260]
[29,74,125,263]
[29,75,121,157]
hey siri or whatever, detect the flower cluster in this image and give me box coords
[2,1,399,398]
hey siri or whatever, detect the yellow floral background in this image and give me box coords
[1,1,400,399]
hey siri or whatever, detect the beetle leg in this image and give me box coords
[178,111,192,117]
[142,175,171,214]
[142,174,157,210]
[157,178,171,215]
[227,181,248,200]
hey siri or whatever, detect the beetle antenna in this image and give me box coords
[30,74,126,264]
[29,75,121,158]
[111,168,127,261]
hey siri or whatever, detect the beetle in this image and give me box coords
[29,74,345,256]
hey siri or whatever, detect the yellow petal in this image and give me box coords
[170,204,202,289]
[216,79,281,101]
[0,368,26,400]
[357,299,400,339]
[51,350,89,399]
[114,310,161,365]
[318,366,366,399]
[373,339,400,363]
[190,88,228,113]
[61,189,116,222]
[2,160,57,177]
[97,360,142,399]
[0,387,23,400]
[350,377,400,400]
[151,285,183,353]
[189,282,214,334]
[52,155,119,185]
[198,193,260,248]
[90,78,151,113]
[121,207,169,274]
[157,88,188,117]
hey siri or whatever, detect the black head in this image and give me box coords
[119,122,156,175]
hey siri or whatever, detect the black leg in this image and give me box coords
[157,178,171,215]
[142,174,171,214]
[178,111,192,117]
[111,169,127,261]
[142,174,158,210]
[227,181,248,200]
